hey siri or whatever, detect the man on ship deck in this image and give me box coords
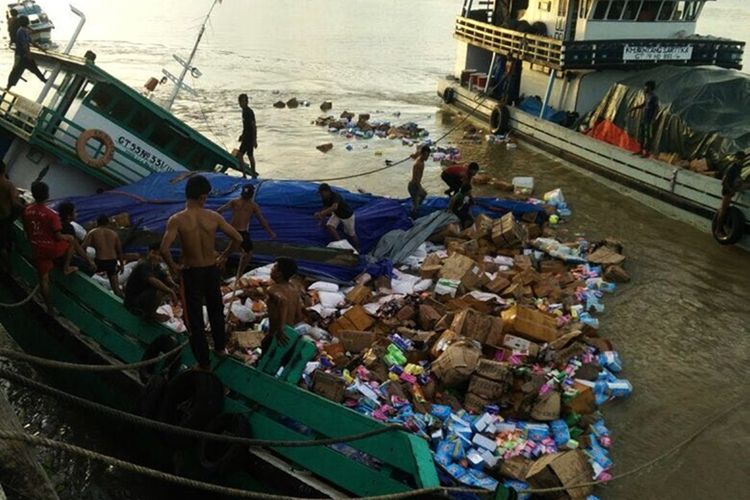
[83,215,125,297]
[265,257,305,348]
[630,80,659,158]
[236,93,258,179]
[160,175,243,371]
[7,16,47,90]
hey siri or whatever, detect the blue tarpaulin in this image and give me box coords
[58,172,546,282]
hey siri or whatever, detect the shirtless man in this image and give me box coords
[160,175,243,371]
[83,215,124,296]
[0,161,22,271]
[267,257,305,346]
[408,145,430,219]
[217,184,276,278]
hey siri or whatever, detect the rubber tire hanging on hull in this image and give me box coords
[442,87,456,105]
[158,370,224,431]
[712,206,745,245]
[198,413,252,473]
[490,105,511,135]
[139,335,181,384]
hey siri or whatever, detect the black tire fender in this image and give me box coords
[198,412,252,473]
[158,370,225,430]
[442,87,456,105]
[712,206,745,245]
[139,373,167,420]
[490,105,511,135]
[139,335,181,384]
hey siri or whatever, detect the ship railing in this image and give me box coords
[0,90,42,139]
[31,108,157,187]
[455,16,564,69]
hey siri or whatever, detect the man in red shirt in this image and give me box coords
[23,182,77,314]
[441,162,480,196]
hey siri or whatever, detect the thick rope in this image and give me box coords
[0,284,39,308]
[0,340,188,372]
[0,369,406,448]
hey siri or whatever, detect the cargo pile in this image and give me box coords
[313,111,432,151]
[216,204,632,498]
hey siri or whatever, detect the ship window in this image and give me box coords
[149,122,174,149]
[170,135,195,162]
[107,97,133,123]
[658,1,676,20]
[607,1,625,19]
[622,0,642,20]
[638,0,659,21]
[88,83,117,111]
[128,107,152,135]
[592,0,610,19]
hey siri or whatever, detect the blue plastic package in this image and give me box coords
[550,419,571,447]
[524,423,551,442]
[608,379,633,398]
[586,437,614,469]
[430,404,452,421]
[599,351,622,373]
[503,479,531,500]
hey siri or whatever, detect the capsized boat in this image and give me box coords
[437,0,749,246]
[2,172,549,498]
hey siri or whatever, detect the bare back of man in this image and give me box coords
[87,227,120,260]
[169,207,226,268]
[227,198,256,231]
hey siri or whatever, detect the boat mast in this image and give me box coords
[163,0,219,111]
[35,4,86,104]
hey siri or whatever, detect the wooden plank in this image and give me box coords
[215,360,439,488]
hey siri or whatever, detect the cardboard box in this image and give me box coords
[491,212,525,248]
[338,330,376,353]
[418,304,442,331]
[346,284,372,305]
[450,309,503,346]
[530,391,561,421]
[428,223,461,244]
[485,276,510,294]
[525,450,594,499]
[514,254,533,270]
[502,334,541,357]
[328,305,375,335]
[112,212,131,227]
[587,246,625,266]
[229,330,265,350]
[501,456,534,481]
[463,392,491,413]
[472,213,495,239]
[312,370,347,402]
[501,305,559,343]
[563,381,596,415]
[540,259,566,274]
[475,358,510,382]
[431,340,482,386]
[439,253,476,281]
[430,329,459,359]
[396,305,415,322]
[468,374,506,400]
[420,264,442,280]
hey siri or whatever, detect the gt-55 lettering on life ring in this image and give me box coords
[76,129,115,168]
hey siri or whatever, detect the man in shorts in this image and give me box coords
[217,184,276,278]
[408,145,430,219]
[236,93,258,179]
[124,242,176,322]
[160,175,243,371]
[314,183,360,251]
[22,182,77,314]
[83,215,124,296]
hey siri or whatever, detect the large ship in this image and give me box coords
[438,0,749,246]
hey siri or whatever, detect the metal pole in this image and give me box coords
[539,69,556,119]
[484,53,497,94]
[36,4,86,104]
[164,0,219,111]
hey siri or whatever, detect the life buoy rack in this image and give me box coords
[490,105,510,135]
[442,87,456,105]
[76,129,115,168]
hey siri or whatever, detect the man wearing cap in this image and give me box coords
[218,184,276,277]
[314,183,360,251]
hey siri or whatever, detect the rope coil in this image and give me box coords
[0,284,40,308]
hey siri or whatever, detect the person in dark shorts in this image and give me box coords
[717,151,748,226]
[217,183,276,279]
[315,183,360,251]
[236,93,258,179]
[124,242,176,322]
[630,80,659,157]
[58,201,96,273]
[160,175,242,371]
[7,16,47,90]
[448,183,475,229]
[83,215,124,296]
[408,145,430,219]
[441,162,480,196]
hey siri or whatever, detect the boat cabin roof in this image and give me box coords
[31,49,239,172]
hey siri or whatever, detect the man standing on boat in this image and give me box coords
[630,80,659,158]
[236,94,258,179]
[266,257,305,347]
[217,184,276,278]
[0,161,22,272]
[6,9,19,47]
[315,183,360,251]
[22,182,78,316]
[408,145,430,219]
[441,162,480,196]
[160,175,243,371]
[6,15,47,90]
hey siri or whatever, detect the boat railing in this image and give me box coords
[31,108,160,186]
[455,16,745,70]
[0,91,42,139]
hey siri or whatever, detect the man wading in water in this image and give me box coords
[217,184,276,279]
[160,175,243,371]
[408,145,430,219]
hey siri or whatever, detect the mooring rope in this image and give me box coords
[0,284,39,308]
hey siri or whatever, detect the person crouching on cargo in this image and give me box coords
[448,183,475,229]
[265,257,305,349]
[124,242,177,323]
[83,215,125,297]
[408,145,430,219]
[217,184,276,279]
[717,151,748,227]
[22,182,78,315]
[160,175,243,371]
[314,183,360,251]
[629,80,659,158]
[441,162,480,196]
